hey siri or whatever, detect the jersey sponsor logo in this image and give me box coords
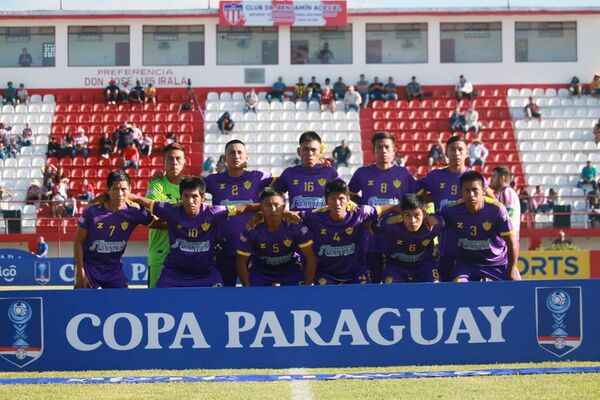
[201,223,211,232]
[483,222,492,231]
[318,178,327,187]
[121,222,129,231]
[259,254,294,266]
[393,179,401,189]
[439,198,454,210]
[89,240,127,253]
[171,239,210,253]
[0,298,44,368]
[221,199,252,206]
[535,287,582,357]
[291,196,325,210]
[367,197,398,206]
[317,243,356,257]
[283,239,292,248]
[317,277,328,285]
[390,251,425,263]
[457,238,491,251]
[243,181,252,190]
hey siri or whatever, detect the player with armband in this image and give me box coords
[74,171,155,289]
[374,194,442,283]
[301,179,401,285]
[127,176,262,287]
[236,188,317,286]
[440,171,521,282]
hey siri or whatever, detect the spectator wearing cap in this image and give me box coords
[333,77,347,101]
[468,139,489,167]
[524,96,542,121]
[105,80,120,104]
[455,75,473,101]
[578,160,597,189]
[406,76,424,101]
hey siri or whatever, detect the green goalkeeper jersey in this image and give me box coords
[146,176,181,287]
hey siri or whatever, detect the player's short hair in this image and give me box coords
[259,187,285,202]
[163,142,186,156]
[459,170,485,189]
[179,176,206,196]
[225,139,245,153]
[401,193,425,211]
[106,170,131,189]
[298,131,322,145]
[493,165,512,180]
[371,131,395,147]
[447,135,467,147]
[325,179,349,198]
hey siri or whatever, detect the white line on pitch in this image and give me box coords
[287,368,314,400]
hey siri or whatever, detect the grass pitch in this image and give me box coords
[1,361,598,400]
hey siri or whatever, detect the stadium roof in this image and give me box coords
[0,0,598,16]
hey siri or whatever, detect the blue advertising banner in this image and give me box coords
[0,249,147,286]
[0,280,598,371]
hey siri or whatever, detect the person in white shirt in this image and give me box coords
[490,166,521,239]
[343,85,362,112]
[468,139,488,167]
[456,74,474,101]
[464,106,483,133]
[73,127,89,158]
[139,132,153,156]
[244,88,259,113]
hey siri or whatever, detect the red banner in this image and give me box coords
[219,1,348,27]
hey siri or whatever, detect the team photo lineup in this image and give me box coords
[74,130,521,289]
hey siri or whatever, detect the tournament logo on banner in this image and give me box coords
[0,298,44,368]
[535,287,582,357]
[34,261,51,285]
[223,2,245,26]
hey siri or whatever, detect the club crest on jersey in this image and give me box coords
[393,180,401,189]
[0,298,44,368]
[121,221,129,231]
[345,227,354,235]
[422,239,431,246]
[318,178,327,187]
[318,277,328,285]
[535,287,582,358]
[283,239,292,248]
[482,222,492,231]
[201,223,211,231]
[384,276,394,284]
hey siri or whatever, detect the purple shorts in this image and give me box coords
[437,255,456,282]
[83,264,128,289]
[216,254,238,287]
[451,263,509,282]
[249,267,305,286]
[157,267,223,288]
[383,264,440,283]
[315,272,371,285]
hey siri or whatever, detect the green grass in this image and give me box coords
[1,362,598,400]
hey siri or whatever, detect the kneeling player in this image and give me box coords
[302,179,400,285]
[128,177,261,287]
[440,171,521,281]
[376,194,442,283]
[236,188,317,286]
[74,171,155,289]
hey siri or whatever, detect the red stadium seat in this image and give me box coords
[78,114,90,124]
[384,111,397,120]
[181,123,193,133]
[142,113,154,123]
[73,157,86,167]
[67,104,80,113]
[90,125,102,135]
[93,104,106,113]
[69,94,81,103]
[155,123,167,134]
[60,158,72,167]
[130,104,143,112]
[151,156,164,166]
[372,111,385,120]
[104,114,117,123]
[98,168,110,178]
[53,115,65,124]
[396,100,408,109]
[156,103,169,112]
[167,123,180,133]
[71,169,84,178]
[138,168,151,178]
[86,157,99,167]
[373,122,386,131]
[52,126,64,135]
[98,158,111,167]
[141,124,154,134]
[371,100,384,109]
[383,100,396,109]
[155,113,167,122]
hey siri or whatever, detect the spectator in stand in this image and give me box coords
[368,76,385,103]
[468,139,489,167]
[16,83,29,105]
[333,77,347,101]
[99,132,113,159]
[552,230,572,246]
[33,237,49,258]
[406,76,424,101]
[105,80,120,104]
[113,122,133,154]
[594,119,600,144]
[244,88,259,113]
[323,78,333,92]
[543,188,558,213]
[217,112,235,135]
[568,76,583,97]
[130,80,145,103]
[518,187,531,214]
[3,81,16,105]
[46,136,61,158]
[320,87,334,112]
[78,178,95,201]
[455,75,474,101]
[464,106,483,134]
[293,77,307,102]
[20,123,33,146]
[524,96,543,121]
[268,76,286,102]
[164,132,177,146]
[179,85,197,113]
[384,77,398,101]
[0,122,9,145]
[531,185,546,213]
[216,154,227,173]
[316,42,334,63]
[145,83,157,104]
[0,184,13,202]
[307,76,322,102]
[0,142,7,160]
[578,160,597,189]
[355,74,370,108]
[139,132,153,156]
[7,137,19,158]
[50,187,65,218]
[61,132,75,158]
[41,177,55,202]
[305,87,321,104]
[588,183,600,227]
[344,85,362,112]
[54,166,67,184]
[63,193,78,217]
[18,48,33,67]
[589,75,600,97]
[56,177,69,199]
[25,181,41,205]
[73,127,90,158]
[130,123,143,147]
[395,153,407,167]
[427,138,448,167]
[201,156,216,177]
[41,163,57,182]
[122,142,140,171]
[120,79,132,102]
[332,140,351,169]
[450,106,466,132]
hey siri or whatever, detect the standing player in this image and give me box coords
[236,188,317,286]
[440,171,521,281]
[417,135,469,281]
[375,194,442,283]
[128,177,261,287]
[490,166,521,240]
[349,131,418,283]
[205,140,273,286]
[146,143,187,288]
[302,179,399,285]
[274,131,339,211]
[74,171,155,289]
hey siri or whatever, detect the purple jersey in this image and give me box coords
[375,214,442,271]
[418,167,468,257]
[237,221,313,277]
[302,204,380,282]
[440,197,514,269]
[150,201,236,283]
[273,164,339,211]
[205,170,272,255]
[78,202,153,287]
